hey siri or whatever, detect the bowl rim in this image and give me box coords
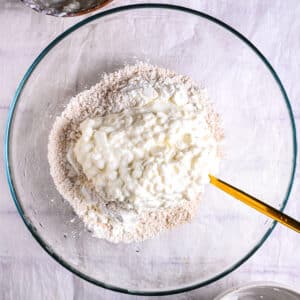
[4,3,298,296]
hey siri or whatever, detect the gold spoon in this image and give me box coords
[209,175,300,233]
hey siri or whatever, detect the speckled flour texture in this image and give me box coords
[48,63,223,243]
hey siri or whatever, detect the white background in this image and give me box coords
[0,0,299,299]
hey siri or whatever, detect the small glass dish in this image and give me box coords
[5,4,297,296]
[214,282,300,300]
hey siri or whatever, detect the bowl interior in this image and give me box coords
[6,5,296,295]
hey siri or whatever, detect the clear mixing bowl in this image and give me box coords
[4,4,297,296]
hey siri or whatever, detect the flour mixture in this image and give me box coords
[48,63,223,243]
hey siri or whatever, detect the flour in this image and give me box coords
[48,63,223,243]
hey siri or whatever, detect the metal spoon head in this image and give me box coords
[21,0,112,17]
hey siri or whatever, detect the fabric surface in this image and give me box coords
[0,0,299,299]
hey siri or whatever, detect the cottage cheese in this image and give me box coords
[71,84,220,219]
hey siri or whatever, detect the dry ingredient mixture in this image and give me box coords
[48,63,223,243]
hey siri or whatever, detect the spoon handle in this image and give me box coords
[209,175,300,234]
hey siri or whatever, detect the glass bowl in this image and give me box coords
[5,4,297,296]
[214,282,300,300]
